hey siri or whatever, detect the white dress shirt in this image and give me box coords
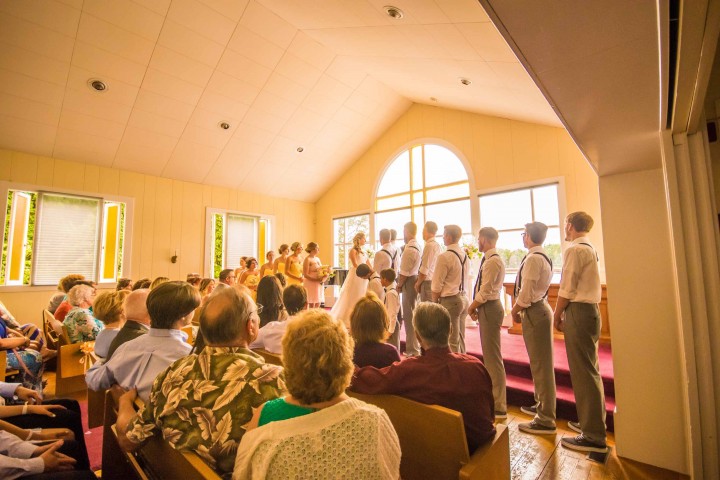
[473,248,506,304]
[558,236,601,303]
[374,242,398,273]
[383,282,400,334]
[399,239,421,277]
[431,243,468,297]
[419,238,442,279]
[0,431,44,479]
[250,318,293,355]
[85,328,191,402]
[367,273,385,301]
[515,246,553,308]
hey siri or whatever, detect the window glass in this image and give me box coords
[376,194,410,212]
[425,183,469,203]
[479,189,532,230]
[425,200,471,234]
[424,145,467,187]
[377,151,409,197]
[374,209,411,249]
[333,214,369,269]
[533,184,560,225]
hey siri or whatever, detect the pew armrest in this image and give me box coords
[459,423,510,480]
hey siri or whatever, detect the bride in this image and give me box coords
[331,232,371,328]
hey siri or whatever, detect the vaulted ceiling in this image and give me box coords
[0,0,559,202]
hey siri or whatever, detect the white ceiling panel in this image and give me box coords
[0,0,558,203]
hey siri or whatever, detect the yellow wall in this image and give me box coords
[315,104,604,270]
[0,148,315,325]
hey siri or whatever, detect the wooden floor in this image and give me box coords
[502,406,688,480]
[42,371,686,480]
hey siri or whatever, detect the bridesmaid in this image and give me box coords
[240,258,261,297]
[285,242,304,285]
[303,242,328,308]
[273,244,290,275]
[259,251,276,278]
[234,256,248,281]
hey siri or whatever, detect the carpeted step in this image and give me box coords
[505,374,615,432]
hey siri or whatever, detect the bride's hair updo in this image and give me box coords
[352,232,365,251]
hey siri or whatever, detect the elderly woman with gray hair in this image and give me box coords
[62,284,102,344]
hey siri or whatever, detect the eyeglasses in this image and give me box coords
[255,303,264,315]
[521,232,527,237]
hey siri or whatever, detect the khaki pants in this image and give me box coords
[521,300,556,427]
[478,299,507,413]
[563,302,606,444]
[440,293,469,353]
[400,276,420,356]
[419,280,433,303]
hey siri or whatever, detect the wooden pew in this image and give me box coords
[252,348,283,366]
[349,392,510,480]
[102,390,222,480]
[0,350,20,381]
[42,309,62,351]
[55,340,96,396]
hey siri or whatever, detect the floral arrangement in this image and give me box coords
[319,265,335,279]
[246,275,260,288]
[365,247,375,259]
[462,242,481,260]
[79,341,96,372]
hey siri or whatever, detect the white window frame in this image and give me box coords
[0,181,134,291]
[332,212,370,269]
[204,207,274,278]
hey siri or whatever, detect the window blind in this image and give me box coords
[33,193,101,285]
[226,214,256,268]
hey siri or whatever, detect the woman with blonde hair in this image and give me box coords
[93,290,130,358]
[198,278,216,301]
[302,242,328,308]
[235,309,400,479]
[284,242,304,286]
[330,232,372,328]
[350,292,401,369]
[150,276,170,290]
[273,245,290,274]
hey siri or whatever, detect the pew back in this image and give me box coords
[253,348,282,366]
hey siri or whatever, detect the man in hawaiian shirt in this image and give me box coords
[113,286,285,475]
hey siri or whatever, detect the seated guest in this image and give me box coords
[350,293,400,369]
[54,280,95,322]
[0,432,96,479]
[0,384,90,472]
[256,276,287,328]
[350,302,496,453]
[0,326,44,393]
[198,278,216,302]
[114,285,285,475]
[85,282,198,401]
[186,273,201,289]
[234,310,400,480]
[0,300,53,360]
[132,278,151,291]
[217,268,236,288]
[274,272,286,288]
[105,289,150,360]
[63,285,102,344]
[116,278,133,291]
[250,284,306,354]
[150,276,170,290]
[93,290,129,358]
[48,274,84,314]
[356,264,384,301]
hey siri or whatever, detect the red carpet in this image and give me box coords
[402,320,616,431]
[78,400,103,471]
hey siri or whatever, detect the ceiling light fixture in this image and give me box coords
[88,79,107,92]
[219,122,231,130]
[384,5,404,19]
[296,147,304,153]
[459,78,472,86]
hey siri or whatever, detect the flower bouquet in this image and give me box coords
[319,265,335,282]
[462,242,481,260]
[365,247,375,259]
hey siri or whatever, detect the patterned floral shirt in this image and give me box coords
[126,346,285,475]
[63,307,103,343]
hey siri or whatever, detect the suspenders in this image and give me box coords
[380,248,397,269]
[579,242,599,261]
[474,253,499,294]
[448,249,468,292]
[514,252,553,299]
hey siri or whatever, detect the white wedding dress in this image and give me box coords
[331,250,369,328]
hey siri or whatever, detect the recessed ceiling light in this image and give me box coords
[296,147,304,153]
[219,122,231,130]
[459,78,472,86]
[430,97,438,102]
[88,79,107,92]
[384,5,404,19]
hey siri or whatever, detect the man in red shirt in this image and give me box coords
[350,301,496,453]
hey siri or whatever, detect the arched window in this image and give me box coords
[375,144,472,247]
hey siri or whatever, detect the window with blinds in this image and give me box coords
[1,189,127,286]
[226,214,257,269]
[208,209,271,278]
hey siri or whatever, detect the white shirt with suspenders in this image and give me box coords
[431,243,468,298]
[374,242,398,274]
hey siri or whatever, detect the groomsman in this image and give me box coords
[374,229,398,273]
[554,212,607,453]
[511,222,557,435]
[431,225,469,353]
[415,221,441,302]
[392,222,422,356]
[467,227,507,418]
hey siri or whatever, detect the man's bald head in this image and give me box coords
[199,286,256,346]
[124,289,150,325]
